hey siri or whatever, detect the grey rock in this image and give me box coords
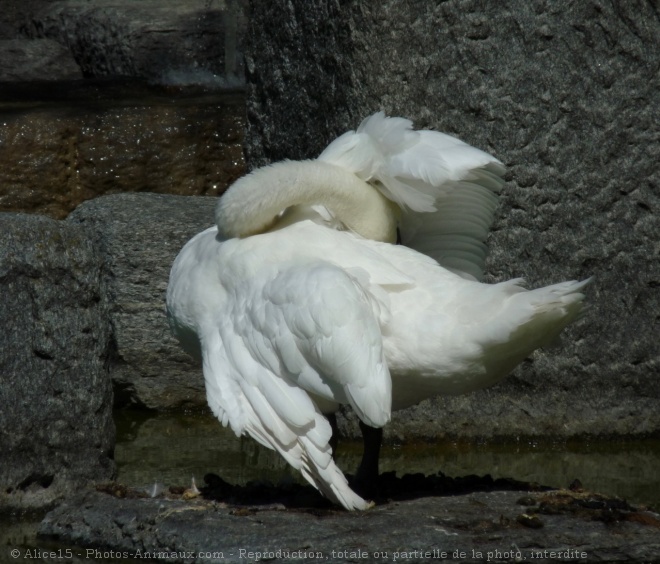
[0,0,51,40]
[0,23,14,41]
[0,213,115,510]
[38,488,660,563]
[23,0,246,85]
[0,38,81,81]
[245,1,660,440]
[67,193,217,410]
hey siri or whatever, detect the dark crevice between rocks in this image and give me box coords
[17,473,54,491]
[112,381,145,409]
[108,334,152,410]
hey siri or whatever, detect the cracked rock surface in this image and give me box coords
[39,477,660,563]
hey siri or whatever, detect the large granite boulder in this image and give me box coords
[67,193,217,410]
[0,214,115,510]
[244,1,660,439]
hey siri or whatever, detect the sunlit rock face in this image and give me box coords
[244,1,659,440]
[0,90,245,218]
[67,193,218,411]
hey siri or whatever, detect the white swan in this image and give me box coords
[166,112,589,510]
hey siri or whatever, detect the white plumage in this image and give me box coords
[166,112,589,510]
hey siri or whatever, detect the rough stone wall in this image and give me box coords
[246,1,659,439]
[0,0,54,39]
[244,1,357,167]
[0,214,115,509]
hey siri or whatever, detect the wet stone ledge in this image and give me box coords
[37,474,660,564]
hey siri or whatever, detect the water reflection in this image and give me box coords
[115,410,660,508]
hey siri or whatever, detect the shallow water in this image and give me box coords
[115,409,660,509]
[0,80,245,219]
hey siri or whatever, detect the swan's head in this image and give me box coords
[216,160,398,243]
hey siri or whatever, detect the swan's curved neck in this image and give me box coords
[216,160,398,242]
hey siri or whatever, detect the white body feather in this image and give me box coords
[167,113,589,510]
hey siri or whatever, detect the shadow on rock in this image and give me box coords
[98,470,553,512]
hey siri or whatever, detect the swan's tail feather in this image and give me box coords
[514,277,591,343]
[526,278,591,327]
[476,278,591,385]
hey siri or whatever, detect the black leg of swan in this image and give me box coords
[327,412,339,456]
[353,421,383,498]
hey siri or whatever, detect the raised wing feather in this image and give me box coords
[400,171,503,281]
[318,112,506,280]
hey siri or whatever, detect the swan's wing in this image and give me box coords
[201,326,370,510]
[201,260,391,509]
[318,112,506,280]
[236,260,392,428]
